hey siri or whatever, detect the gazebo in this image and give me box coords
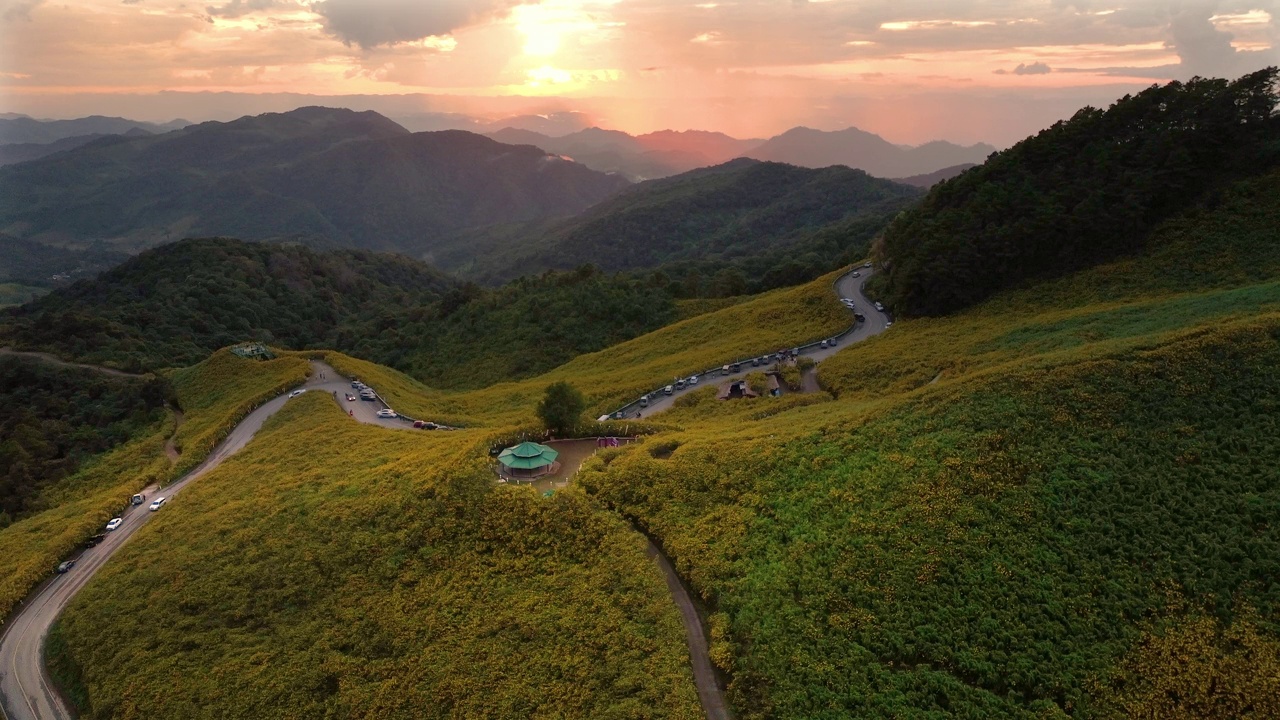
[497,441,560,481]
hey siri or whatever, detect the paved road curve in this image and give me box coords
[631,266,888,417]
[0,369,338,720]
[0,267,890,720]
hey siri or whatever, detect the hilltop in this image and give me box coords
[434,158,922,290]
[876,68,1280,316]
[0,107,630,255]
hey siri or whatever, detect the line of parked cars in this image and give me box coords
[60,493,169,574]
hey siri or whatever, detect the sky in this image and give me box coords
[0,0,1276,145]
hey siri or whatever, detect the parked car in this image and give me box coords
[360,391,377,401]
[820,340,829,348]
[874,301,884,312]
[663,385,674,396]
[886,320,894,327]
[854,312,866,322]
[149,497,166,512]
[376,409,397,419]
[675,379,685,390]
[852,271,861,277]
[351,380,362,388]
[863,262,872,268]
[57,561,75,574]
[688,375,699,386]
[130,493,146,506]
[289,389,306,398]
[829,337,839,346]
[639,395,650,408]
[105,517,123,531]
[85,534,106,548]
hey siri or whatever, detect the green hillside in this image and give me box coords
[0,356,170,521]
[1,238,457,372]
[432,158,920,292]
[877,68,1280,316]
[1,238,680,389]
[38,159,1280,718]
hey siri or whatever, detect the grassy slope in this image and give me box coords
[53,393,701,720]
[0,352,308,627]
[44,168,1280,717]
[324,269,851,429]
[569,172,1280,717]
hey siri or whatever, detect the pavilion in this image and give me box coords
[497,441,560,481]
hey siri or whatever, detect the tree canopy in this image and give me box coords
[537,381,586,434]
[877,67,1280,316]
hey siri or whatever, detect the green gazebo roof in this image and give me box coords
[497,441,559,470]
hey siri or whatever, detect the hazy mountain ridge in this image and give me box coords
[432,158,922,287]
[486,123,994,181]
[0,115,190,145]
[0,107,631,254]
[0,134,115,167]
[746,126,996,177]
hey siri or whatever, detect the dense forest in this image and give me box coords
[1,238,456,371]
[0,356,170,523]
[1,238,678,389]
[876,67,1280,316]
[346,265,678,389]
[432,159,920,290]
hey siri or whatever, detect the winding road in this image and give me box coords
[0,266,890,720]
[616,266,887,417]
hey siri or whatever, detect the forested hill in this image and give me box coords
[0,238,678,389]
[432,158,922,289]
[1,238,457,371]
[0,107,630,255]
[876,67,1280,316]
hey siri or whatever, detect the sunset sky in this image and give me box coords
[1,0,1276,144]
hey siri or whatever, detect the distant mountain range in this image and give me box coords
[0,107,630,254]
[485,124,993,181]
[746,127,996,178]
[0,114,190,145]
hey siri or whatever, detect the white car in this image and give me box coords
[886,321,894,327]
[289,389,306,398]
[149,497,166,512]
[874,302,885,312]
[376,408,397,419]
[688,375,699,385]
[105,517,123,531]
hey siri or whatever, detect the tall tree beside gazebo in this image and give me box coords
[537,381,585,434]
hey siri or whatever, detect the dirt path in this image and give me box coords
[496,435,732,719]
[645,537,732,720]
[0,347,147,378]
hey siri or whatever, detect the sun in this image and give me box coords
[514,5,564,58]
